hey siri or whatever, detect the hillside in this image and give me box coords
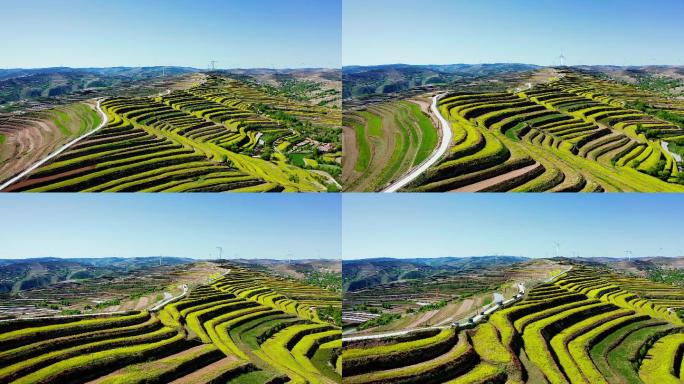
[232,259,342,293]
[0,263,341,383]
[226,68,341,108]
[1,71,342,192]
[344,66,684,192]
[342,261,684,383]
[342,258,562,334]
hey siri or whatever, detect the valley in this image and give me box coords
[342,256,684,383]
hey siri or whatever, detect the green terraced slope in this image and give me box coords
[0,264,341,384]
[343,99,438,191]
[342,265,684,384]
[6,75,340,192]
[402,69,684,192]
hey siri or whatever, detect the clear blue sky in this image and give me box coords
[0,194,341,259]
[342,194,684,259]
[3,0,341,69]
[343,0,684,66]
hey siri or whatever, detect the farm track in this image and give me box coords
[0,265,341,384]
[342,265,684,383]
[383,94,450,192]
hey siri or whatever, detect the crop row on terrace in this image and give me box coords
[403,69,684,192]
[0,264,341,384]
[341,265,684,384]
[4,75,340,192]
[0,102,102,185]
[342,98,438,191]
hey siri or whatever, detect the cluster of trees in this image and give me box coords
[317,305,342,327]
[634,123,661,140]
[628,101,684,128]
[305,271,342,293]
[406,299,449,314]
[647,267,684,287]
[352,303,380,314]
[635,76,684,97]
[358,313,401,330]
[94,298,121,309]
[259,79,324,103]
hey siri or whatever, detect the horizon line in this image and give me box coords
[342,63,684,68]
[0,65,341,71]
[0,256,342,261]
[342,254,684,260]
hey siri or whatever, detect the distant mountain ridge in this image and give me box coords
[343,256,529,291]
[0,66,199,106]
[0,257,195,294]
[0,256,195,266]
[342,63,540,98]
[0,66,198,81]
[342,63,684,99]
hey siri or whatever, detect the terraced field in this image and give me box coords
[343,259,566,333]
[0,102,102,185]
[0,265,341,384]
[344,270,507,330]
[341,265,684,383]
[403,69,684,192]
[3,75,340,192]
[343,98,438,191]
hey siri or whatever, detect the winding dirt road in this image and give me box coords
[382,93,451,192]
[150,284,188,312]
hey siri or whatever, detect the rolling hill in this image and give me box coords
[0,262,342,383]
[342,258,684,383]
[342,64,539,98]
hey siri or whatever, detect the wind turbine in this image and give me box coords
[559,53,566,67]
[625,250,633,260]
[554,242,560,258]
[216,247,223,261]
